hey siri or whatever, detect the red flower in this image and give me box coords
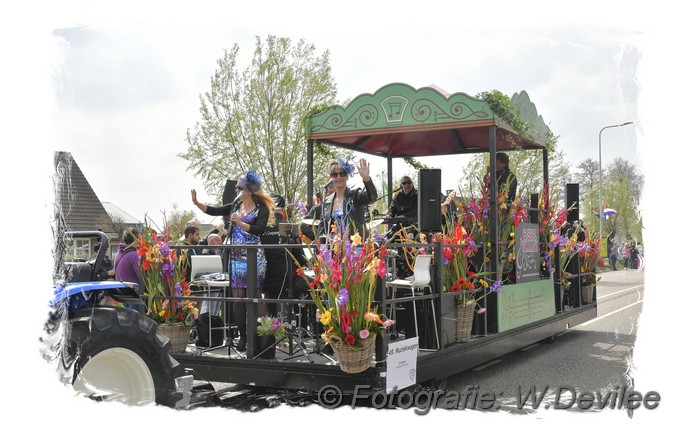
[141,259,151,271]
[344,334,356,346]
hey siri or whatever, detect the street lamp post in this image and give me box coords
[598,121,633,241]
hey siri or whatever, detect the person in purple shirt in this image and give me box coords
[114,227,142,287]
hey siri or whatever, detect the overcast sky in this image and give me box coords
[43,3,643,228]
[3,0,677,424]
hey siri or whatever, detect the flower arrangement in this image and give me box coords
[547,220,598,288]
[136,221,199,326]
[579,231,601,286]
[430,214,501,310]
[256,316,288,341]
[294,222,392,349]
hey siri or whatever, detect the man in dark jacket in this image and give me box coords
[495,152,517,203]
[388,175,418,220]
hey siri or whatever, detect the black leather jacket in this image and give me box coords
[314,179,378,239]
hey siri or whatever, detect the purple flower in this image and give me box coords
[174,282,182,296]
[490,280,502,293]
[159,244,170,257]
[337,288,349,309]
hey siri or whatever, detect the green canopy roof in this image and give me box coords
[306,83,551,158]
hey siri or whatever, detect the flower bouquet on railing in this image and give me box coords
[293,221,391,373]
[136,219,199,351]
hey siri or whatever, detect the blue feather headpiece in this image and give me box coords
[239,170,262,193]
[338,156,356,176]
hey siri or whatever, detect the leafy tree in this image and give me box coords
[181,35,339,207]
[164,205,198,243]
[579,157,643,242]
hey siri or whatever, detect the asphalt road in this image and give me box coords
[444,268,646,416]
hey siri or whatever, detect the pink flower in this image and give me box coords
[476,308,487,315]
[382,319,395,327]
[359,329,369,339]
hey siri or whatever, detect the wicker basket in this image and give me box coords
[157,323,190,353]
[329,333,376,374]
[455,303,475,343]
[581,285,595,304]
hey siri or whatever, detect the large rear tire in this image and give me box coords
[62,306,182,407]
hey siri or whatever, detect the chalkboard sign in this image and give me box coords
[515,223,540,283]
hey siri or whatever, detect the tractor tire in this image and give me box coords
[62,306,183,407]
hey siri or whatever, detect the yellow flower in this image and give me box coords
[319,273,328,283]
[509,239,515,247]
[510,232,515,238]
[485,257,490,263]
[487,242,491,248]
[364,312,380,322]
[320,308,333,326]
[158,309,166,318]
[479,279,489,288]
[351,233,362,246]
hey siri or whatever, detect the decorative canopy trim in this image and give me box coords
[306,83,549,158]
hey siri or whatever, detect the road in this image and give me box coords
[444,268,646,417]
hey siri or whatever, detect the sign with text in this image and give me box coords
[515,222,540,283]
[386,337,418,392]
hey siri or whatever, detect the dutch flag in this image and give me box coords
[593,207,618,220]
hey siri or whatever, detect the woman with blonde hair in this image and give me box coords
[191,170,275,350]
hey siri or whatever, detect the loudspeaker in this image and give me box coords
[565,183,579,222]
[223,179,238,204]
[530,193,538,224]
[418,169,442,232]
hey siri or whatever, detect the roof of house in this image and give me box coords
[54,151,114,233]
[101,202,142,226]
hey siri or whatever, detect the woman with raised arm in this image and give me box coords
[191,170,275,350]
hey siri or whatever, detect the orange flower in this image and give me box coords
[456,277,467,288]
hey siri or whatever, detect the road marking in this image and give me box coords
[597,284,645,299]
[579,299,643,327]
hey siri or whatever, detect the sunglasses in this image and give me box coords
[330,171,348,178]
[401,181,412,185]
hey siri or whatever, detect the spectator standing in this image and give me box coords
[608,241,618,271]
[114,228,142,300]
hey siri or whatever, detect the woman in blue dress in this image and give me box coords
[192,170,275,350]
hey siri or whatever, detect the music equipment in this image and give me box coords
[222,179,238,234]
[565,183,579,222]
[418,169,442,232]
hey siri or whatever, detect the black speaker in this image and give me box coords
[223,179,237,205]
[418,169,442,232]
[530,193,538,224]
[565,183,579,222]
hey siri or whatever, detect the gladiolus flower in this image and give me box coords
[382,319,396,328]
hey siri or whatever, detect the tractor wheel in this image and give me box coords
[62,306,182,407]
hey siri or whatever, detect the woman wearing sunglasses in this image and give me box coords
[312,157,377,240]
[191,170,275,350]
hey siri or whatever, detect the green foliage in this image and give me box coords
[165,205,198,242]
[403,156,429,170]
[577,157,643,243]
[181,35,338,207]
